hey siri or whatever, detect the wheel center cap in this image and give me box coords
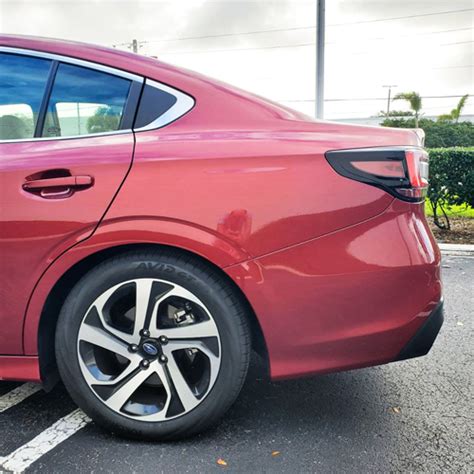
[142,341,159,356]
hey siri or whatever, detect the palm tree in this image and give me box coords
[451,94,469,123]
[393,92,422,127]
[437,94,469,123]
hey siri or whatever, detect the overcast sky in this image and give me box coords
[1,0,473,119]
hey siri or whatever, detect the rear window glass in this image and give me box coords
[42,63,131,138]
[134,83,177,129]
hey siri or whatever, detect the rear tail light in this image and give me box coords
[396,149,429,200]
[325,147,429,202]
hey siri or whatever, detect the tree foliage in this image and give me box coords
[381,118,474,148]
[393,91,422,127]
[427,147,474,229]
[378,110,413,117]
[437,94,469,123]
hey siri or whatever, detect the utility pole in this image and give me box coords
[383,85,397,116]
[316,0,325,119]
[132,39,138,53]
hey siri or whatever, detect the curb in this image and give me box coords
[439,243,474,257]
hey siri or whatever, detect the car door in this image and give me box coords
[0,49,142,354]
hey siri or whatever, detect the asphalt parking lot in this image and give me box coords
[1,256,472,473]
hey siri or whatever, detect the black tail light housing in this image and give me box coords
[325,147,429,202]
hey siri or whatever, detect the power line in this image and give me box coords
[327,27,473,46]
[139,25,316,45]
[112,8,473,47]
[157,42,314,55]
[423,105,465,110]
[155,38,473,56]
[440,40,474,46]
[433,64,473,69]
[151,26,473,56]
[115,26,473,54]
[328,8,473,26]
[279,94,472,103]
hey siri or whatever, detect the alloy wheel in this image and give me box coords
[76,278,221,421]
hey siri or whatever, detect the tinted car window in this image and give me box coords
[134,83,177,129]
[0,53,52,140]
[42,63,131,138]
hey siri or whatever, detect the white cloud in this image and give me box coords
[1,0,472,118]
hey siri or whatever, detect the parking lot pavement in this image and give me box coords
[1,256,472,473]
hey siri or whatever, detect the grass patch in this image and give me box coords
[425,201,474,218]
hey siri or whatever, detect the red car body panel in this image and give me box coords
[0,35,441,383]
[0,134,135,354]
[115,128,396,259]
[0,356,40,382]
[226,199,441,379]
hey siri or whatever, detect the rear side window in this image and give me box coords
[42,63,131,138]
[134,83,177,129]
[0,53,52,140]
[133,80,195,131]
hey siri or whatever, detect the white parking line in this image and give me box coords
[0,383,42,413]
[0,408,91,473]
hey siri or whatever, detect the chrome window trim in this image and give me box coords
[0,47,194,143]
[0,129,133,144]
[0,46,143,83]
[133,79,195,132]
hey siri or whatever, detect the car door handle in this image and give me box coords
[23,175,93,190]
[23,175,94,198]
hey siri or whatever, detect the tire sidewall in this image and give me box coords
[55,252,248,439]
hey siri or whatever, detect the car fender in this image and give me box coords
[23,216,251,354]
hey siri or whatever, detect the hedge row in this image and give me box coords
[381,118,474,148]
[428,147,474,228]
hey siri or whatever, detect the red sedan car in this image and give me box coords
[0,35,443,440]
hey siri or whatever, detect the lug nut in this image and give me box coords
[141,329,150,337]
[129,344,139,353]
[159,336,168,345]
[159,355,168,364]
[140,359,150,369]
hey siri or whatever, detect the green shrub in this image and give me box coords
[381,118,474,148]
[428,147,474,229]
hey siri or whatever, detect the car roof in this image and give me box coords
[0,34,193,82]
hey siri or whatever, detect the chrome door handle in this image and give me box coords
[23,175,94,198]
[23,175,93,190]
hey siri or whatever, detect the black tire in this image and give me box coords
[55,249,251,440]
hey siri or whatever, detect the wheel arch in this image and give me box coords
[36,243,269,390]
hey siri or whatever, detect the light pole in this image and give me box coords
[316,0,325,119]
[383,85,397,116]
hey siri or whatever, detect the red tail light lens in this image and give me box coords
[396,149,429,199]
[325,147,429,202]
[351,160,405,178]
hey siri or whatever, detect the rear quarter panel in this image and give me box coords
[103,122,418,259]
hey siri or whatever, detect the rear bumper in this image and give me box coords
[396,300,444,361]
[227,199,443,380]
